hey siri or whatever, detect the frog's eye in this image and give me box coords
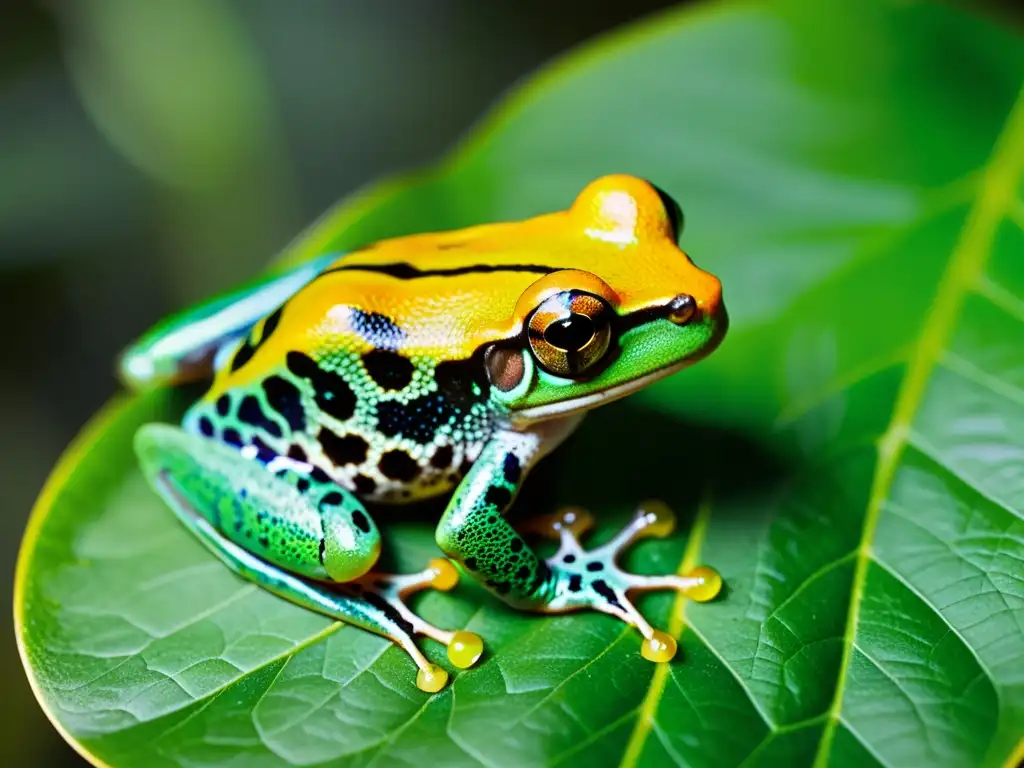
[527,290,613,377]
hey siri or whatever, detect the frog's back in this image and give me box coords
[182,178,719,503]
[181,229,544,504]
[182,212,600,502]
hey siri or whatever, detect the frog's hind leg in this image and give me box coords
[135,423,481,692]
[181,518,470,693]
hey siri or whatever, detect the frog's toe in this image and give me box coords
[348,558,486,692]
[540,500,722,663]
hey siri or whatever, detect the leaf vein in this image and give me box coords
[812,82,1024,767]
[618,492,715,768]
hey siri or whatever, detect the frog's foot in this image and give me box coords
[531,500,722,663]
[180,507,481,694]
[342,559,485,692]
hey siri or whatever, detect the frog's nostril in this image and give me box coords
[667,294,696,325]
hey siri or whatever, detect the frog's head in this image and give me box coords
[485,174,726,426]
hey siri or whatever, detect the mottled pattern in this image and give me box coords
[185,325,498,503]
[136,424,380,584]
[436,435,550,599]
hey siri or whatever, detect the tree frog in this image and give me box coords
[120,175,728,693]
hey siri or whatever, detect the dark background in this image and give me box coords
[2,1,1020,764]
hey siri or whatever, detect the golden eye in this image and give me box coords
[527,290,613,377]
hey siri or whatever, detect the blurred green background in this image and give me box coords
[4,1,1022,765]
[0,1,688,762]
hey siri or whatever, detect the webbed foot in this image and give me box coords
[342,559,485,692]
[529,500,722,662]
[179,505,483,693]
[139,423,485,694]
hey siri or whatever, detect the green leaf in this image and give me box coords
[16,1,1024,766]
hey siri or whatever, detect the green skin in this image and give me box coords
[124,249,724,675]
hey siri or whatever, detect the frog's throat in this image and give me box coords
[507,357,692,427]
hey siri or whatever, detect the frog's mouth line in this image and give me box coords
[508,356,694,427]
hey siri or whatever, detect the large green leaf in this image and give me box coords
[16,1,1024,766]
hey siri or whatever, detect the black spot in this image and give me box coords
[285,350,320,378]
[321,491,343,506]
[285,351,356,421]
[350,309,405,350]
[262,375,306,432]
[378,450,420,482]
[352,474,377,495]
[464,557,477,570]
[592,579,622,609]
[510,538,524,553]
[430,445,454,469]
[434,357,490,403]
[229,307,283,375]
[251,436,277,464]
[230,339,256,372]
[260,306,283,342]
[310,466,332,484]
[363,349,414,391]
[485,485,512,510]
[516,565,530,580]
[287,444,307,461]
[216,395,231,416]
[318,429,368,466]
[351,509,371,534]
[296,478,311,493]
[198,416,214,437]
[238,394,283,437]
[502,454,520,484]
[568,574,582,592]
[495,581,511,595]
[563,554,576,564]
[375,392,456,444]
[223,428,243,447]
[258,535,270,549]
[318,538,326,564]
[586,561,604,572]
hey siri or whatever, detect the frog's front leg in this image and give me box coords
[136,424,482,692]
[436,420,722,663]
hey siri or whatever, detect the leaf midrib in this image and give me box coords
[813,82,1024,767]
[618,491,715,767]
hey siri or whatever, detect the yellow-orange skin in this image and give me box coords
[208,175,723,402]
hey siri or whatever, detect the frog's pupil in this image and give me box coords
[545,314,595,351]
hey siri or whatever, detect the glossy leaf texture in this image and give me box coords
[16,1,1024,766]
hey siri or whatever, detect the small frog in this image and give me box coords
[121,175,728,692]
